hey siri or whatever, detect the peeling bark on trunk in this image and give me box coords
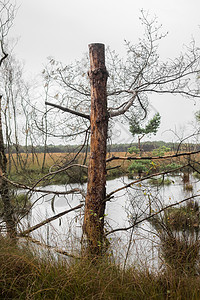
[0,95,16,239]
[83,44,108,256]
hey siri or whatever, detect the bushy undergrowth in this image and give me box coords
[149,201,200,278]
[0,238,200,299]
[128,160,183,178]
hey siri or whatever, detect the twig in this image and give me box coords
[27,163,88,191]
[106,149,200,163]
[0,175,86,197]
[106,194,200,236]
[24,236,80,259]
[18,204,83,236]
[106,165,121,171]
[105,164,186,201]
[45,101,90,120]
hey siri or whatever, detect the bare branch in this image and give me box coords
[24,236,80,259]
[108,92,137,117]
[106,194,200,236]
[105,164,187,201]
[29,163,88,191]
[45,101,90,120]
[0,163,88,192]
[58,68,91,97]
[34,118,90,138]
[19,204,83,236]
[106,149,200,163]
[141,88,200,98]
[0,0,16,66]
[0,175,85,196]
[0,40,8,66]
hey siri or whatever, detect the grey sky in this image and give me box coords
[9,0,200,142]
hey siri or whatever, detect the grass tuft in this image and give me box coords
[0,237,200,299]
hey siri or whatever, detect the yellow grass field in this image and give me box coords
[7,152,131,172]
[7,150,198,174]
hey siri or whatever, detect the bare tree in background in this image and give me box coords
[0,52,33,172]
[0,0,17,238]
[0,0,15,66]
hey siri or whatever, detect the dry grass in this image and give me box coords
[7,152,131,177]
[0,237,200,299]
[8,150,195,171]
[7,152,76,170]
[7,150,200,186]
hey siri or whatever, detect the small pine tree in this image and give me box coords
[129,113,161,154]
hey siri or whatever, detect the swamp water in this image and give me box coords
[20,174,200,267]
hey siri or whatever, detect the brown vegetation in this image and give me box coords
[1,237,200,299]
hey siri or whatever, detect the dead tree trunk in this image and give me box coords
[0,95,16,238]
[83,43,108,256]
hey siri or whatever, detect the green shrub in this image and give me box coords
[128,146,139,154]
[160,162,182,172]
[152,145,170,156]
[148,176,172,186]
[128,159,157,176]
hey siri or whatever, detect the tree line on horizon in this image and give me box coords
[5,141,199,154]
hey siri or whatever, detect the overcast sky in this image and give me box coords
[9,0,200,143]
